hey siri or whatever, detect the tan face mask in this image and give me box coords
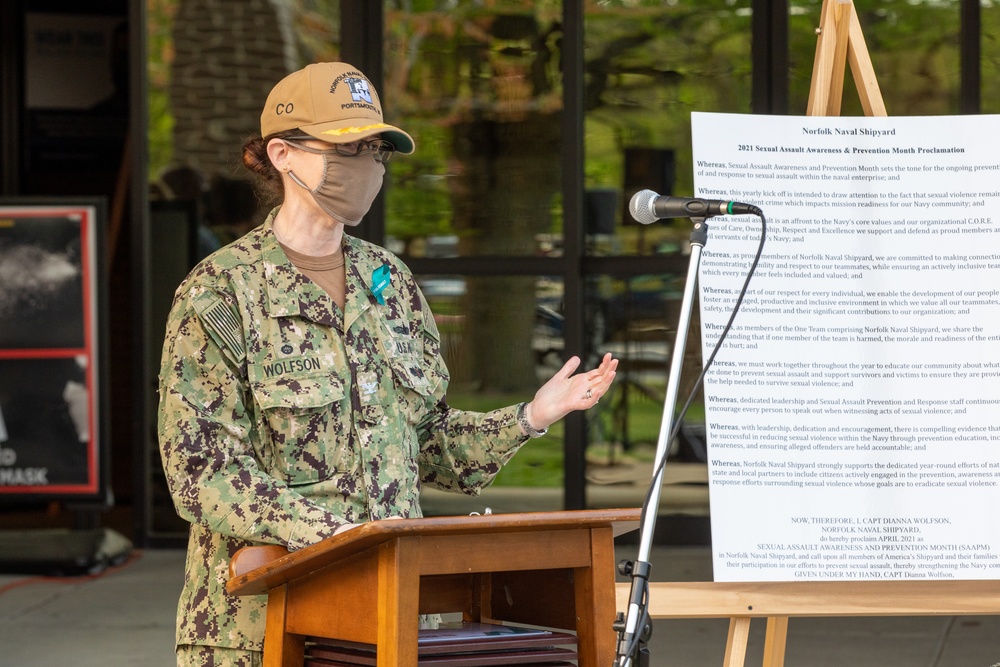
[287,144,385,226]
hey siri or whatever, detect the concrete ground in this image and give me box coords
[2,479,999,666]
[2,545,1000,667]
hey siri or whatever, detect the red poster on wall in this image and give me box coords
[0,201,107,500]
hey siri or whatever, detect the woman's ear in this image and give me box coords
[266,138,291,173]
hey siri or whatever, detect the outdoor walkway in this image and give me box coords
[2,478,999,666]
[3,545,1000,666]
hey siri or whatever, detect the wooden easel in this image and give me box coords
[616,580,1000,667]
[627,3,1000,665]
[806,0,886,117]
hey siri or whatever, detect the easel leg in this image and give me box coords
[762,617,788,667]
[806,0,887,117]
[723,617,751,667]
[845,3,887,115]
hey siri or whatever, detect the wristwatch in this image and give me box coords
[516,402,548,438]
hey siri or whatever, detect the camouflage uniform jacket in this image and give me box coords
[158,208,528,650]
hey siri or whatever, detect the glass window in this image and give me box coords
[383,3,566,484]
[148,0,344,254]
[383,2,564,258]
[583,1,753,255]
[145,0,343,539]
[585,272,708,468]
[418,273,568,486]
[985,7,1000,115]
[580,2,750,474]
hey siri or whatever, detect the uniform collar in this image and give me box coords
[260,208,386,329]
[342,243,381,332]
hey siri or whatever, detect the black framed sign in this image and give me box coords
[0,200,107,500]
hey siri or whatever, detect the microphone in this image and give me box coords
[629,189,761,224]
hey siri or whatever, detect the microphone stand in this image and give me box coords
[613,217,710,667]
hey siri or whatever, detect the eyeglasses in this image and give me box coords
[285,137,396,163]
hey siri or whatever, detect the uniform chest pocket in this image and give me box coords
[250,372,347,486]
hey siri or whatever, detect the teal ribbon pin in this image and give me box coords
[370,264,391,305]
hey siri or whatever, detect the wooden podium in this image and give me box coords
[228,508,640,667]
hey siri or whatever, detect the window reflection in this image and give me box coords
[145,0,344,539]
[983,8,1000,114]
[384,3,564,258]
[417,273,568,486]
[583,0,752,256]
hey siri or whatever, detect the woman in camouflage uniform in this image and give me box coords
[158,62,617,667]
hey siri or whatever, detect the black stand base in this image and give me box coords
[0,528,132,576]
[635,641,650,667]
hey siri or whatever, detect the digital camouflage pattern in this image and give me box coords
[158,208,528,651]
[175,645,260,667]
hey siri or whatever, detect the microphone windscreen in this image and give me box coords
[628,189,659,225]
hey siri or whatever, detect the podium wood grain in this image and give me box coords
[229,509,640,667]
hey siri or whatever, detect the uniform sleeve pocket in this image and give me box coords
[389,358,434,397]
[175,360,239,414]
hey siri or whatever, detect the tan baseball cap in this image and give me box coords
[260,62,414,154]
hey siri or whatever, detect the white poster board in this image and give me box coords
[0,202,105,499]
[693,112,1000,582]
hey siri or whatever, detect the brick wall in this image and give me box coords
[169,0,295,178]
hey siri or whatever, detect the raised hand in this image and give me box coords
[524,352,618,431]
